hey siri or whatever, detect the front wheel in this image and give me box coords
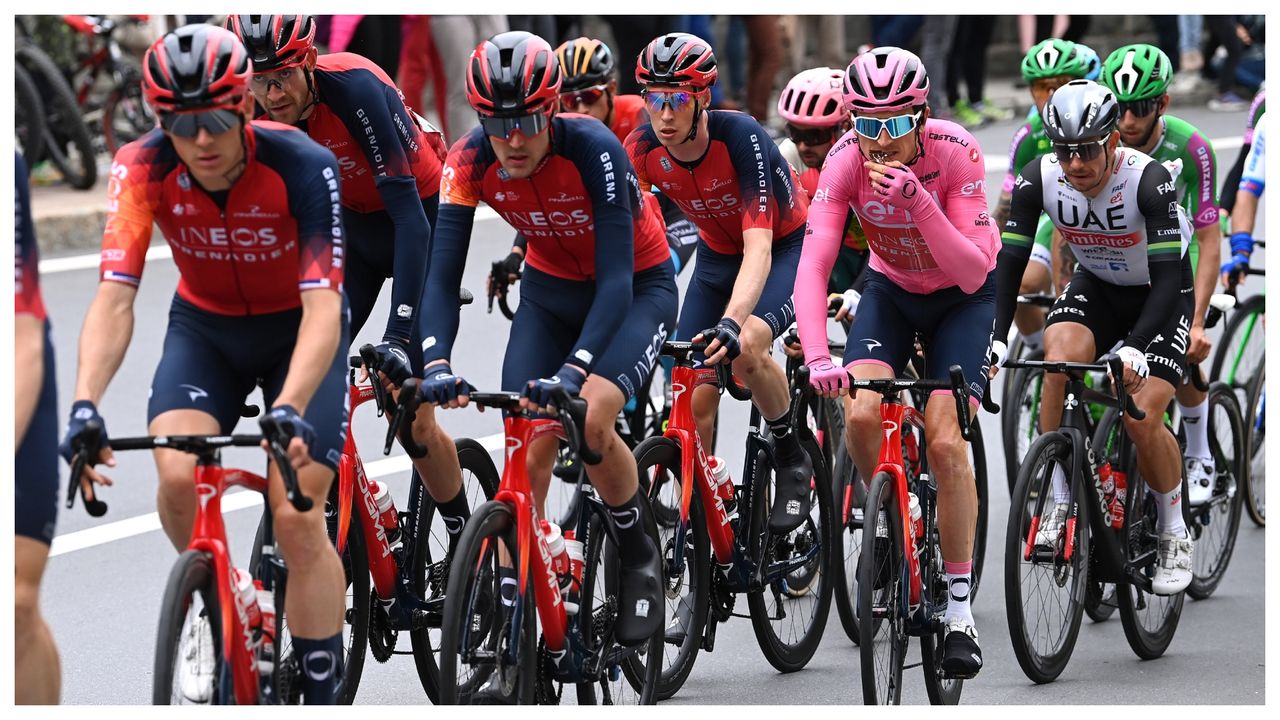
[858,472,907,705]
[1244,360,1266,527]
[153,550,225,705]
[747,435,835,672]
[1186,382,1246,599]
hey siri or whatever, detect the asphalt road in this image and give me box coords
[36,106,1265,704]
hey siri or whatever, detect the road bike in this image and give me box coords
[61,14,156,156]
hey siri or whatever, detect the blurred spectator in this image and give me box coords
[604,16,673,95]
[870,15,923,49]
[743,15,784,123]
[945,16,1011,128]
[919,17,957,116]
[430,15,509,142]
[683,16,725,107]
[1204,15,1248,110]
[782,15,847,74]
[1228,16,1264,92]
[723,16,748,109]
[509,15,557,43]
[333,15,402,78]
[1019,15,1067,53]
[398,16,447,123]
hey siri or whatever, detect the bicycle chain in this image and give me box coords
[534,637,564,705]
[368,590,398,663]
[711,566,736,622]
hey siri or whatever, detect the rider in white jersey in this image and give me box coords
[991,80,1196,595]
[1224,112,1266,286]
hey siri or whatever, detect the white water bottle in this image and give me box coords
[709,456,738,518]
[907,489,923,540]
[254,580,276,677]
[233,568,261,631]
[369,480,401,547]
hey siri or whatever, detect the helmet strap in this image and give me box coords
[604,92,615,128]
[297,66,320,121]
[682,96,706,145]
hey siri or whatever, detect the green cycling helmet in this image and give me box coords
[1101,44,1172,101]
[1021,39,1089,82]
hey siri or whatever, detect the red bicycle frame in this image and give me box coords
[188,460,271,705]
[333,379,400,602]
[660,365,738,564]
[870,400,928,607]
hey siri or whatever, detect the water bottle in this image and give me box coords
[254,580,276,677]
[1111,470,1127,530]
[563,529,584,616]
[907,490,923,540]
[369,480,401,546]
[709,456,737,519]
[541,520,576,613]
[233,568,261,631]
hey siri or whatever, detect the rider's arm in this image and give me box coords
[723,228,773,327]
[274,289,343,412]
[560,125,635,374]
[15,156,45,444]
[795,147,856,362]
[994,122,1033,228]
[1230,118,1266,237]
[420,133,484,368]
[904,142,996,294]
[1125,163,1185,350]
[337,76,434,344]
[992,161,1047,343]
[1183,132,1222,325]
[722,117,777,323]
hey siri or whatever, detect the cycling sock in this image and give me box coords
[766,410,803,463]
[1152,486,1188,536]
[606,490,655,567]
[293,633,344,705]
[1178,398,1211,460]
[497,565,519,607]
[943,560,974,625]
[1022,328,1044,352]
[436,486,471,555]
[1051,463,1071,504]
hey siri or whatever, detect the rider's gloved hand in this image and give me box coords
[806,358,850,394]
[987,340,1009,371]
[1114,346,1150,392]
[871,161,928,211]
[420,362,472,406]
[524,364,586,410]
[263,404,316,469]
[833,289,861,322]
[499,250,524,279]
[1220,232,1254,285]
[699,317,743,363]
[59,400,109,464]
[372,339,414,387]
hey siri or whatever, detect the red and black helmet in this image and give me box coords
[635,33,717,90]
[224,15,315,73]
[143,24,252,115]
[466,31,562,117]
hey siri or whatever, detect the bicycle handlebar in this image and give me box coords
[488,259,518,320]
[464,388,603,465]
[388,378,431,459]
[793,363,976,443]
[1003,354,1146,421]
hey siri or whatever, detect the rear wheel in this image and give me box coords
[1186,383,1246,599]
[15,64,47,166]
[1002,352,1046,494]
[101,66,154,155]
[920,499,963,705]
[1004,432,1087,684]
[1245,360,1266,527]
[858,472,906,705]
[16,39,98,189]
[153,550,225,705]
[1209,295,1265,403]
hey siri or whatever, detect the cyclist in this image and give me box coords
[493,36,699,301]
[1100,43,1223,506]
[991,79,1195,596]
[794,47,998,677]
[417,31,679,651]
[997,39,1095,354]
[1224,111,1265,287]
[59,26,350,704]
[1219,88,1266,226]
[224,15,474,544]
[626,32,816,533]
[15,152,61,705]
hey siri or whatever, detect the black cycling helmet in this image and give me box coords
[1043,79,1120,143]
[224,15,316,73]
[556,37,615,92]
[467,31,562,117]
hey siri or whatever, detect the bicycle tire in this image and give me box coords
[15,64,47,166]
[635,435,710,702]
[1003,431,1088,684]
[832,441,866,646]
[438,500,536,704]
[747,435,835,672]
[999,333,1027,413]
[1083,579,1118,622]
[101,67,154,156]
[410,438,501,703]
[1002,355,1046,495]
[153,550,226,705]
[968,420,989,600]
[16,39,98,189]
[1093,410,1184,660]
[1186,382,1246,599]
[578,497,663,704]
[1209,294,1265,396]
[920,512,963,705]
[1244,359,1266,527]
[858,471,906,705]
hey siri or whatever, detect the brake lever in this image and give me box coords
[260,417,313,513]
[387,378,429,458]
[358,343,388,417]
[65,421,109,517]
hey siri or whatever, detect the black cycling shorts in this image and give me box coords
[16,323,59,545]
[502,261,680,401]
[1046,269,1191,387]
[676,225,804,359]
[843,267,997,402]
[148,295,350,471]
[343,194,439,374]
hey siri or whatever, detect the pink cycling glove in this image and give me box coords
[807,358,850,393]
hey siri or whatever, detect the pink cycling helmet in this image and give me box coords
[777,67,847,126]
[842,46,930,114]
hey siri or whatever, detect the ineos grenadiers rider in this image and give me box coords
[991,80,1196,596]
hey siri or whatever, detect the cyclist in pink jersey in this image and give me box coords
[793,47,997,678]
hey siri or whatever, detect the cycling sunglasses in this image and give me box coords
[479,111,551,141]
[160,108,242,138]
[1118,97,1161,118]
[852,112,921,141]
[560,85,608,109]
[787,123,838,147]
[1051,137,1109,164]
[641,89,695,113]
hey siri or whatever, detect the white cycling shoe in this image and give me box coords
[179,614,216,703]
[1151,531,1194,595]
[1185,457,1216,507]
[1034,503,1070,550]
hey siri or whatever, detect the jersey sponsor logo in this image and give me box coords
[1060,228,1141,248]
[1110,191,1124,204]
[1157,180,1177,194]
[659,181,681,192]
[1195,144,1212,202]
[1014,175,1031,190]
[1168,201,1180,218]
[918,170,941,184]
[813,187,830,203]
[1196,206,1219,225]
[548,191,586,204]
[927,131,969,147]
[659,156,674,173]
[177,171,192,190]
[1126,154,1137,166]
[969,147,980,163]
[336,154,369,178]
[1056,201,1127,231]
[175,225,282,249]
[686,193,740,213]
[974,212,991,227]
[100,247,127,262]
[233,205,281,220]
[599,151,618,202]
[494,190,520,202]
[705,176,731,192]
[498,209,592,231]
[355,108,387,175]
[960,179,985,196]
[179,384,208,402]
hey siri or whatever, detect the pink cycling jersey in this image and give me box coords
[795,118,998,362]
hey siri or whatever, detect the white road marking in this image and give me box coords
[49,431,506,557]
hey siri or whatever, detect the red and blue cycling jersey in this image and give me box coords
[608,94,647,144]
[625,110,810,254]
[424,114,667,370]
[100,123,345,315]
[15,152,46,322]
